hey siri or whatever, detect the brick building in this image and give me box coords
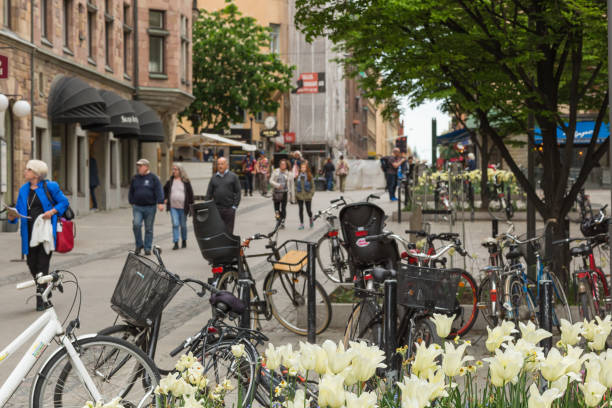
[0,0,194,221]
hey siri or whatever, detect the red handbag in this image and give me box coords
[55,218,75,253]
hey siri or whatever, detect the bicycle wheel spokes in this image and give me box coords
[316,236,349,283]
[549,272,572,331]
[450,272,479,337]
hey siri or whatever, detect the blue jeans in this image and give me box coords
[326,174,334,191]
[386,173,397,199]
[170,207,187,243]
[133,205,157,250]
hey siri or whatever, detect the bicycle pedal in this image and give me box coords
[264,290,277,296]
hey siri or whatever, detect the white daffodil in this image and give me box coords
[559,319,583,346]
[411,342,443,379]
[430,313,455,339]
[483,346,523,387]
[527,383,562,408]
[441,341,473,377]
[519,321,552,345]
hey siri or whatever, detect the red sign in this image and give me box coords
[0,55,7,79]
[284,132,296,144]
[296,72,325,94]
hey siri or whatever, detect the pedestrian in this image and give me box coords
[256,152,270,196]
[322,158,335,191]
[295,161,315,229]
[7,160,70,311]
[291,151,303,179]
[205,157,241,234]
[128,158,165,256]
[336,155,349,193]
[269,158,294,228]
[241,152,255,196]
[164,163,194,250]
[466,152,477,171]
[384,148,406,201]
[89,155,100,211]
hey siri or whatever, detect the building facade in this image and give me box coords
[0,0,193,219]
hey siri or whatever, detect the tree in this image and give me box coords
[182,4,295,133]
[295,0,609,279]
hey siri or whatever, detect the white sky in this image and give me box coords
[400,99,451,164]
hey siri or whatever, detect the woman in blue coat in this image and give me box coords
[7,160,70,311]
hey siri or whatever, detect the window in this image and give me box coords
[52,124,68,191]
[148,10,168,75]
[255,111,264,122]
[354,96,360,113]
[269,24,280,54]
[87,5,96,61]
[105,19,112,68]
[63,0,72,50]
[41,0,51,40]
[180,15,189,83]
[123,4,132,77]
[3,0,10,29]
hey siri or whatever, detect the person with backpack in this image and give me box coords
[269,159,294,228]
[336,155,350,193]
[295,161,315,229]
[7,160,70,311]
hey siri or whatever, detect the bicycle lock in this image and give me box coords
[307,242,317,343]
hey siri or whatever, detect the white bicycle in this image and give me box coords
[0,270,159,407]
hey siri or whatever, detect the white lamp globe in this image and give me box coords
[0,94,8,113]
[12,100,31,118]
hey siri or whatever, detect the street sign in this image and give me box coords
[284,132,296,144]
[260,129,279,138]
[0,55,8,79]
[294,72,326,94]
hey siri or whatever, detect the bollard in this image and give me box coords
[539,279,553,352]
[384,278,399,378]
[307,242,317,343]
[238,256,251,329]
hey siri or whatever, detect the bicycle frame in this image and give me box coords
[0,308,102,406]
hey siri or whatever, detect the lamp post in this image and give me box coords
[0,94,31,118]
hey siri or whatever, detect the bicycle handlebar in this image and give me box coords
[182,278,220,297]
[17,271,61,290]
[405,230,428,237]
[313,197,347,220]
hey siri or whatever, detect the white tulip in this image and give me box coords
[564,344,586,376]
[598,350,612,387]
[430,313,455,339]
[299,341,318,371]
[485,326,514,352]
[231,343,245,359]
[559,319,583,346]
[539,348,569,382]
[588,326,609,351]
[527,383,562,408]
[348,341,387,382]
[175,352,198,372]
[322,340,354,374]
[345,391,377,408]
[411,342,443,379]
[519,321,552,345]
[441,341,473,377]
[579,380,607,407]
[287,389,312,408]
[483,346,523,387]
[318,373,346,408]
[265,343,282,370]
[397,374,431,408]
[155,372,178,395]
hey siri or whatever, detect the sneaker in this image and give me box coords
[135,247,143,255]
[145,249,152,256]
[173,242,179,250]
[182,240,187,248]
[309,217,314,228]
[390,197,398,202]
[298,224,304,230]
[280,221,286,229]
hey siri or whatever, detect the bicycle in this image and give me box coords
[404,230,479,337]
[314,196,350,283]
[434,177,455,224]
[478,224,572,333]
[487,173,514,221]
[1,271,159,408]
[211,218,332,336]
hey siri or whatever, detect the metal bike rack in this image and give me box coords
[307,242,317,343]
[384,277,399,379]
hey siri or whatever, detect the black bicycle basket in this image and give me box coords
[397,265,461,312]
[111,252,183,327]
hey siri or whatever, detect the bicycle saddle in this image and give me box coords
[570,244,591,258]
[210,291,246,314]
[370,267,396,282]
[505,245,522,260]
[481,237,497,249]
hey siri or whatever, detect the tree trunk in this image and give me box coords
[479,128,490,210]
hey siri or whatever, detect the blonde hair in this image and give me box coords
[172,162,190,182]
[26,160,48,179]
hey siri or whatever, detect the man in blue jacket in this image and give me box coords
[128,158,164,255]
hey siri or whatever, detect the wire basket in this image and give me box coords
[397,265,462,312]
[111,252,183,327]
[267,240,310,273]
[517,228,546,260]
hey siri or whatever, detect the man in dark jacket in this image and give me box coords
[205,157,241,234]
[322,158,335,191]
[128,158,164,255]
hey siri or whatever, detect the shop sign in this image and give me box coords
[0,55,7,79]
[261,129,280,138]
[283,132,296,144]
[295,72,325,94]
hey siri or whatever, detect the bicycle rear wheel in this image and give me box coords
[265,270,332,336]
[343,299,382,349]
[507,276,538,326]
[316,235,350,283]
[449,272,479,338]
[32,335,159,408]
[549,272,572,332]
[217,269,260,330]
[477,276,499,327]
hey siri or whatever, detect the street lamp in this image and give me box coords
[0,94,31,118]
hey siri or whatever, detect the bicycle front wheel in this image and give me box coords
[549,272,572,332]
[477,276,499,328]
[32,335,159,408]
[316,235,350,283]
[343,299,382,349]
[265,270,332,336]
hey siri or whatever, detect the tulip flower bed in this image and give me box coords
[83,314,612,408]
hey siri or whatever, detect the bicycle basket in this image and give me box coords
[267,240,309,273]
[397,265,461,312]
[111,252,183,327]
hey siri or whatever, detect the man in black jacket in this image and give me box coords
[205,157,241,234]
[128,158,164,255]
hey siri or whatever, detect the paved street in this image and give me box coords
[1,187,610,399]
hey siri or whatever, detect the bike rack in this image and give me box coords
[306,242,317,344]
[384,278,400,379]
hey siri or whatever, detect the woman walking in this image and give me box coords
[7,160,70,311]
[295,162,315,229]
[269,159,294,228]
[164,163,194,250]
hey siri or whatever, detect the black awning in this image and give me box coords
[48,76,110,128]
[83,90,140,137]
[129,101,165,143]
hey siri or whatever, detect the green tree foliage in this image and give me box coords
[295,0,608,225]
[182,4,295,133]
